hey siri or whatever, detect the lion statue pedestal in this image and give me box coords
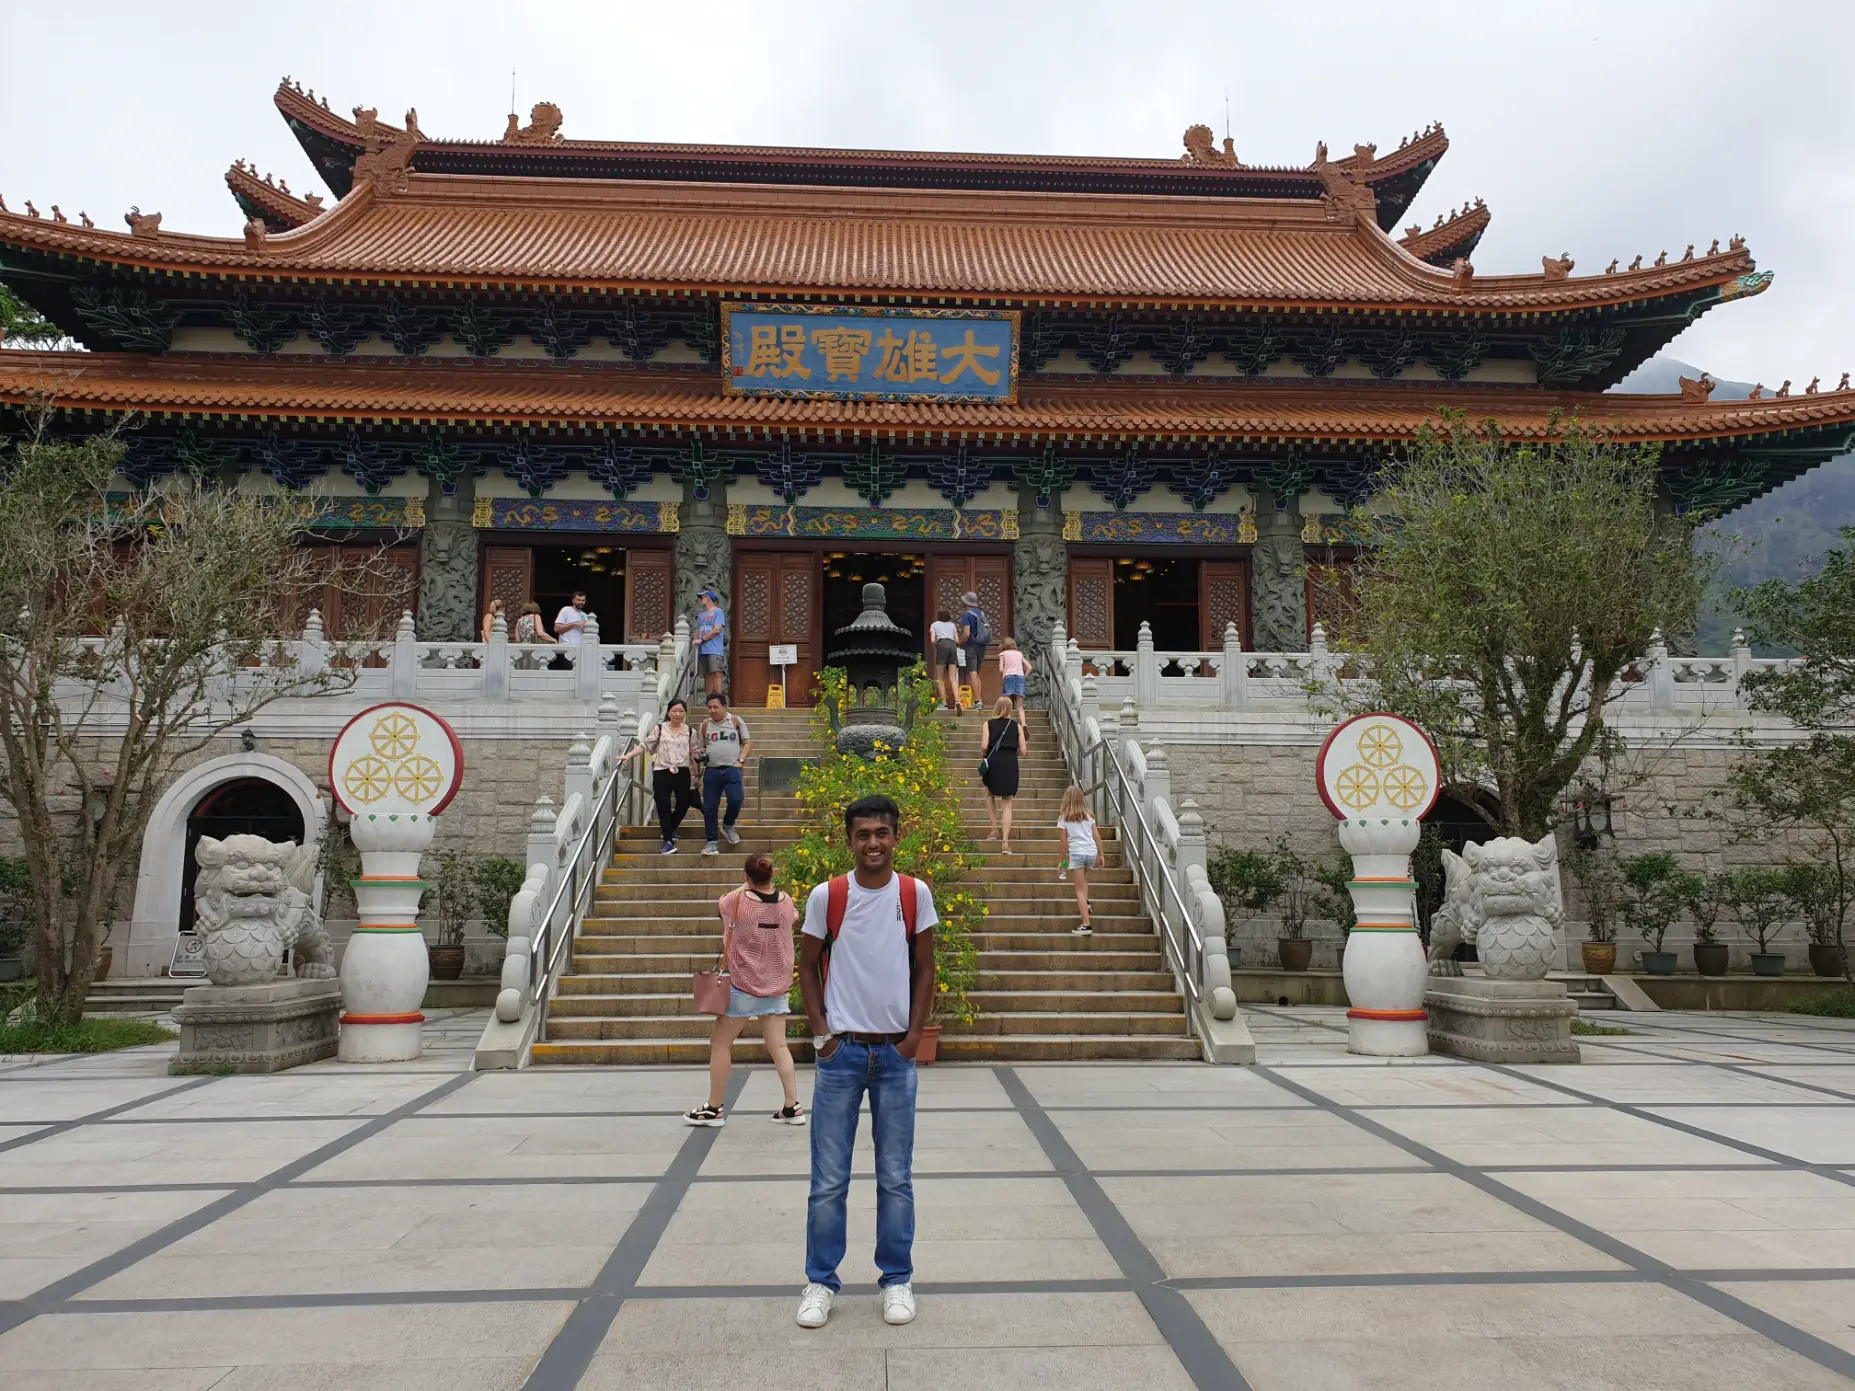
[169,834,340,1075]
[1422,834,1580,1064]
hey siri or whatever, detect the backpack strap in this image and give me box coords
[897,873,918,938]
[825,875,849,941]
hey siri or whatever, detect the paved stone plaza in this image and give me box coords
[1,1006,1852,1389]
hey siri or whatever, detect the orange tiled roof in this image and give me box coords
[6,351,1852,447]
[224,163,325,232]
[1399,202,1490,265]
[0,176,1758,315]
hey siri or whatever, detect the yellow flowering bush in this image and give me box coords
[779,663,983,1024]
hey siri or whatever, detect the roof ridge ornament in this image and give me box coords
[352,110,423,199]
[124,206,162,238]
[1311,141,1376,221]
[503,102,565,146]
[1180,124,1239,168]
[1541,253,1574,281]
[1678,372,1715,401]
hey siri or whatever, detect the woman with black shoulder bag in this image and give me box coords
[619,697,695,854]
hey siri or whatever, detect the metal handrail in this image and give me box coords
[1045,672,1205,1011]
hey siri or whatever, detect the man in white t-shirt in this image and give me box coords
[554,592,588,647]
[794,793,936,1332]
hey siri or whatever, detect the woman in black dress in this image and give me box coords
[979,696,1026,853]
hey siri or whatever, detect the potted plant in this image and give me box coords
[1620,852,1700,975]
[1719,866,1790,977]
[1780,862,1847,977]
[428,849,475,981]
[471,856,528,960]
[1310,850,1356,969]
[1209,844,1297,969]
[1567,846,1622,974]
[1685,872,1730,977]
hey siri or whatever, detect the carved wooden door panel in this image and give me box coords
[482,546,533,628]
[926,554,1012,696]
[1068,557,1114,650]
[731,552,818,707]
[1200,560,1250,649]
[623,547,674,644]
[1305,556,1358,646]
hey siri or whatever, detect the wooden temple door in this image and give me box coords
[624,548,674,643]
[1305,556,1359,646]
[1201,560,1250,649]
[927,554,1011,696]
[1068,557,1114,650]
[733,552,819,707]
[482,546,533,626]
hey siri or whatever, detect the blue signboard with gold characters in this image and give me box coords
[723,304,1018,404]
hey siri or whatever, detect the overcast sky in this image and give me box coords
[4,1,1851,388]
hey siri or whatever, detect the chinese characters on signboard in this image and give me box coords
[723,305,1018,403]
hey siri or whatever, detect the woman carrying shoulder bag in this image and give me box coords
[684,854,806,1127]
[619,698,695,854]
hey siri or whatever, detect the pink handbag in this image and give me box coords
[691,890,740,1015]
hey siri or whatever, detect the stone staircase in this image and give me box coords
[529,707,1198,1064]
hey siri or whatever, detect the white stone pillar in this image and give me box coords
[1337,817,1429,1057]
[576,613,604,701]
[1730,628,1753,708]
[299,609,328,678]
[1220,623,1246,709]
[1134,621,1160,709]
[1647,627,1675,712]
[482,613,510,701]
[339,811,434,1062]
[563,732,594,809]
[387,610,418,699]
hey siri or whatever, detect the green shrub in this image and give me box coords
[472,857,528,938]
[1786,989,1855,1018]
[1208,837,1319,940]
[778,664,984,1025]
[1619,852,1702,953]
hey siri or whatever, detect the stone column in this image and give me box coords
[673,479,731,639]
[416,469,479,642]
[1012,483,1067,708]
[1251,486,1308,653]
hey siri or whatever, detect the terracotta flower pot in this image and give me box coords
[1580,942,1616,975]
[1750,952,1786,977]
[1692,943,1729,977]
[1807,944,1846,978]
[1641,951,1678,976]
[428,944,466,981]
[915,1024,941,1066]
[1278,939,1313,972]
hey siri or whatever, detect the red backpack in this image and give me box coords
[821,872,927,998]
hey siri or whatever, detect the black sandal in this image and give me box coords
[683,1103,725,1127]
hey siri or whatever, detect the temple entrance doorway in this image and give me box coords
[1068,555,1249,655]
[178,778,304,932]
[823,551,927,659]
[479,542,674,644]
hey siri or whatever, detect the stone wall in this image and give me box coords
[1162,731,1826,974]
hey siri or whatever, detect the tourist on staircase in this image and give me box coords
[957,590,989,708]
[979,697,1024,854]
[929,607,961,713]
[618,697,695,854]
[697,692,751,855]
[695,588,728,697]
[682,853,806,1128]
[795,794,937,1330]
[997,636,1031,726]
[1056,784,1103,936]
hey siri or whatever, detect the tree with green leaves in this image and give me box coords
[0,417,391,1019]
[0,283,67,349]
[1339,415,1709,838]
[1722,527,1855,979]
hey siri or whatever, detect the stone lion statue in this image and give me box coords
[1426,833,1563,981]
[193,835,334,987]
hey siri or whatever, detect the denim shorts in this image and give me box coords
[1001,674,1026,697]
[1068,849,1098,870]
[728,987,788,1018]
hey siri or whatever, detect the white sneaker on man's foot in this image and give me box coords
[722,825,741,845]
[881,1283,917,1325]
[701,841,720,856]
[796,1282,834,1328]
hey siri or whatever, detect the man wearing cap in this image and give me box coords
[696,589,727,697]
[956,590,988,709]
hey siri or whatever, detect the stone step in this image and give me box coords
[980,950,1169,971]
[552,968,1179,997]
[543,1007,1186,1041]
[544,987,1181,1019]
[529,1032,1201,1066]
[1569,990,1616,1011]
[598,866,1134,887]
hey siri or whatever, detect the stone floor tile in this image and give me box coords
[0,1372,234,1390]
[0,1119,367,1188]
[1504,1064,1843,1106]
[696,1108,1048,1177]
[298,1114,687,1181]
[207,1360,538,1389]
[886,1345,1194,1391]
[423,1067,713,1114]
[0,1078,190,1123]
[1712,1279,1855,1355]
[0,1303,572,1373]
[0,1188,233,1299]
[602,1291,1162,1350]
[1638,1104,1855,1164]
[1276,1064,1569,1109]
[1018,1063,1304,1108]
[579,1346,886,1391]
[124,1074,444,1120]
[1055,1108,1412,1171]
[1365,1103,1769,1167]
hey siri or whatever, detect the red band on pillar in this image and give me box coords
[1346,1007,1427,1022]
[340,1011,426,1025]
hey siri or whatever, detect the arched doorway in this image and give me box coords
[178,778,305,931]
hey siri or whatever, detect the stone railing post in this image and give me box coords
[388,610,418,698]
[1220,622,1246,709]
[1079,672,1100,730]
[576,613,604,701]
[673,616,691,675]
[1134,621,1160,708]
[482,612,510,701]
[1729,628,1753,709]
[1117,696,1139,746]
[1647,627,1675,713]
[1179,800,1237,1019]
[495,863,549,1024]
[525,795,558,910]
[563,732,594,809]
[298,609,328,678]
[1143,743,1172,815]
[1066,637,1083,695]
[597,691,622,743]
[1049,620,1067,677]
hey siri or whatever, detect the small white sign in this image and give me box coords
[768,644,798,667]
[170,931,207,977]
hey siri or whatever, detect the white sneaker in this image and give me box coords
[796,1282,834,1328]
[722,825,741,845]
[1071,924,1093,935]
[882,1282,916,1325]
[702,841,720,856]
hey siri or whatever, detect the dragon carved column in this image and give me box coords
[1011,483,1067,707]
[1251,485,1309,653]
[673,478,731,642]
[416,469,478,642]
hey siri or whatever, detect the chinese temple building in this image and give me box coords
[5,81,1854,707]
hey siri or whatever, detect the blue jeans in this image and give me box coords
[806,1039,917,1291]
[701,765,743,842]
